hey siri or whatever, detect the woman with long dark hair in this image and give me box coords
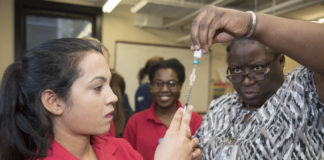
[0,38,199,160]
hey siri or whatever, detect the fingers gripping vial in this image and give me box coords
[184,49,202,112]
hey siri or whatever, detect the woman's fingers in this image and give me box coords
[168,107,183,132]
[180,105,193,136]
[191,138,201,159]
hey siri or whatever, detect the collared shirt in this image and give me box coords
[195,66,324,160]
[107,121,115,137]
[123,100,202,160]
[40,136,143,160]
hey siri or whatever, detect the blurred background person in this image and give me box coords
[124,58,202,160]
[135,56,164,113]
[110,70,133,137]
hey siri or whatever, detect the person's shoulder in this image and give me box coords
[286,65,311,79]
[132,108,150,117]
[136,82,150,90]
[94,136,132,150]
[127,108,150,122]
[105,136,130,145]
[191,111,203,124]
[201,93,239,116]
[99,137,144,160]
[210,93,238,106]
[39,140,79,160]
[191,111,203,118]
[283,65,314,90]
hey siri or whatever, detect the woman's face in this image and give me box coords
[58,51,118,136]
[150,68,181,109]
[228,42,284,107]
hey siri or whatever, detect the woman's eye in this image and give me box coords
[155,81,163,87]
[168,81,176,87]
[93,85,103,91]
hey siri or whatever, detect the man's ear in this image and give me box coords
[279,54,285,67]
[41,89,65,115]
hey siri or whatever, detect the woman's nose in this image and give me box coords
[160,83,170,91]
[105,88,118,105]
[110,93,118,104]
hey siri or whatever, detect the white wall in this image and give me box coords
[0,1,299,110]
[0,0,14,80]
[101,5,189,68]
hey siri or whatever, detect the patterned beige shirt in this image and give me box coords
[195,66,324,160]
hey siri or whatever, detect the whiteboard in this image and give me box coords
[115,42,210,113]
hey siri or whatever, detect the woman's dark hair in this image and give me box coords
[110,71,127,137]
[226,37,281,63]
[0,38,102,160]
[82,37,109,58]
[148,58,185,84]
[137,56,164,85]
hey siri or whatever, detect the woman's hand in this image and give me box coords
[154,105,200,160]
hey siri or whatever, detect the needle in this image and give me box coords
[183,49,201,113]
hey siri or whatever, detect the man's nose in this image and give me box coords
[241,72,255,85]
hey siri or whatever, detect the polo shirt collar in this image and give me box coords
[48,140,79,160]
[146,100,183,123]
[47,136,118,160]
[92,135,117,159]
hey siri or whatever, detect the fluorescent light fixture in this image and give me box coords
[312,18,324,24]
[317,18,324,24]
[102,0,121,13]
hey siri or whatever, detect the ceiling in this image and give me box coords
[46,0,324,22]
[46,0,324,42]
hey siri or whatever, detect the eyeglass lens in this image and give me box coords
[152,80,178,90]
[227,68,270,83]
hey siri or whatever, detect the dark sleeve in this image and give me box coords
[135,83,153,112]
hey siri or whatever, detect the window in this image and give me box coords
[15,0,102,61]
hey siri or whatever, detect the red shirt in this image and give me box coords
[40,136,143,160]
[123,101,202,160]
[107,121,116,137]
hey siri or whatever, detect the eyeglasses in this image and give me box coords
[226,65,270,83]
[151,80,179,91]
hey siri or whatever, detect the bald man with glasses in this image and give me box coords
[192,5,324,158]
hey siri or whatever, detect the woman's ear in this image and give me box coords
[41,89,64,115]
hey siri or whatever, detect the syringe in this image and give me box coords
[183,49,202,112]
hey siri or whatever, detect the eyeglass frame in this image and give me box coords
[150,80,180,91]
[226,65,271,83]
